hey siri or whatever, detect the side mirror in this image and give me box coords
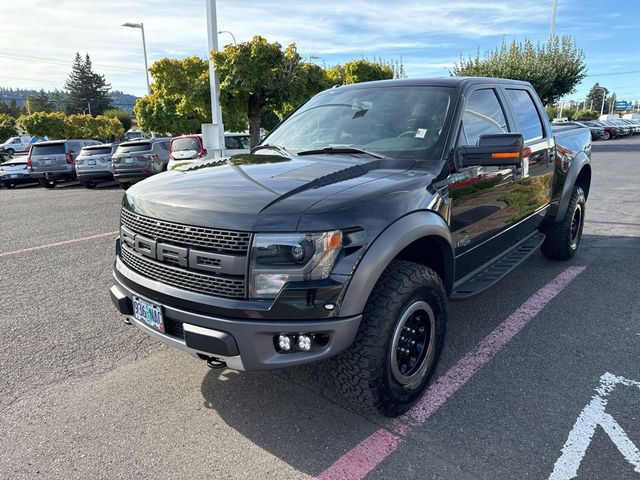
[456,133,523,168]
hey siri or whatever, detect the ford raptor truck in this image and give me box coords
[110,78,591,417]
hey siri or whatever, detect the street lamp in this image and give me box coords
[218,30,237,45]
[122,22,151,94]
[549,0,558,39]
[594,87,607,117]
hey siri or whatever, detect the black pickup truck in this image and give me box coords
[110,77,591,417]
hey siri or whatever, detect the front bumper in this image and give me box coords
[110,273,361,371]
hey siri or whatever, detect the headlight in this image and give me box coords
[249,231,342,298]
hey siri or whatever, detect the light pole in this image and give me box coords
[594,87,607,117]
[549,0,558,39]
[205,0,225,157]
[122,22,151,95]
[218,30,237,45]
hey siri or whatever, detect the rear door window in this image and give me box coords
[505,89,544,142]
[30,144,66,156]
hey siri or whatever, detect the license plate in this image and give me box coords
[44,159,53,165]
[9,174,17,179]
[133,296,164,333]
[125,157,134,164]
[88,159,96,166]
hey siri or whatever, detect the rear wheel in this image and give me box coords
[5,148,14,156]
[329,260,447,417]
[119,182,130,190]
[541,186,585,260]
[601,131,610,140]
[82,181,97,189]
[5,182,16,189]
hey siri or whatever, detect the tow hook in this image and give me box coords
[206,357,227,369]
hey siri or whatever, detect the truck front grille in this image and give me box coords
[121,245,246,298]
[119,208,249,299]
[121,208,251,253]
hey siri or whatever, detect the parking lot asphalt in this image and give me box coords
[0,137,639,480]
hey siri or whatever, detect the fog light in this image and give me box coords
[278,334,291,351]
[298,334,312,352]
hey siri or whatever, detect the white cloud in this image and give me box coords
[0,0,567,96]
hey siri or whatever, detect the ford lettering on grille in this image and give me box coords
[121,225,246,276]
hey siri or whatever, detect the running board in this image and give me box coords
[450,231,546,301]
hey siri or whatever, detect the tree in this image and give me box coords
[0,99,21,118]
[65,53,112,115]
[25,89,55,113]
[573,109,599,120]
[18,112,68,138]
[65,114,123,140]
[326,59,394,85]
[584,83,609,114]
[103,108,132,131]
[212,36,327,148]
[134,56,213,135]
[0,113,17,141]
[452,36,587,105]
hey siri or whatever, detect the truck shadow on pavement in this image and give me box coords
[197,243,605,477]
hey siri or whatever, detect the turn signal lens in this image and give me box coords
[491,152,520,159]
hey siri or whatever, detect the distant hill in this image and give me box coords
[0,87,138,113]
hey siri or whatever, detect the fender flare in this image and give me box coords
[556,151,591,223]
[339,211,454,317]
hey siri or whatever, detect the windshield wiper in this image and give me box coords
[251,144,291,156]
[297,146,390,160]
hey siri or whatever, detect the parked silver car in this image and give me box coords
[111,138,171,189]
[76,143,118,189]
[29,139,102,188]
[0,156,39,189]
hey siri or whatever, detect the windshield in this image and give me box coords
[265,85,455,161]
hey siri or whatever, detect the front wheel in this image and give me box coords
[330,260,447,417]
[5,148,14,156]
[601,131,610,140]
[541,186,585,260]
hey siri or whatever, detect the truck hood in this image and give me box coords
[124,153,416,231]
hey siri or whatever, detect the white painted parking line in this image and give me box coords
[0,231,118,258]
[549,372,640,480]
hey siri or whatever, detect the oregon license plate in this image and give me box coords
[133,296,164,333]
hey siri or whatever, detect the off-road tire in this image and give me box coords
[329,260,447,417]
[541,186,585,260]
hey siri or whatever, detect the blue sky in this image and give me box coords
[1,0,639,105]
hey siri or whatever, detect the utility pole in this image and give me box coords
[87,101,92,116]
[204,0,225,157]
[549,0,558,39]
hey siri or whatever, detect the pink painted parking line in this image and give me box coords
[318,265,587,480]
[0,231,118,258]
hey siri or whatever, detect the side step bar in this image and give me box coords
[450,231,546,301]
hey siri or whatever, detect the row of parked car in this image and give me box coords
[555,118,640,141]
[0,133,251,190]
